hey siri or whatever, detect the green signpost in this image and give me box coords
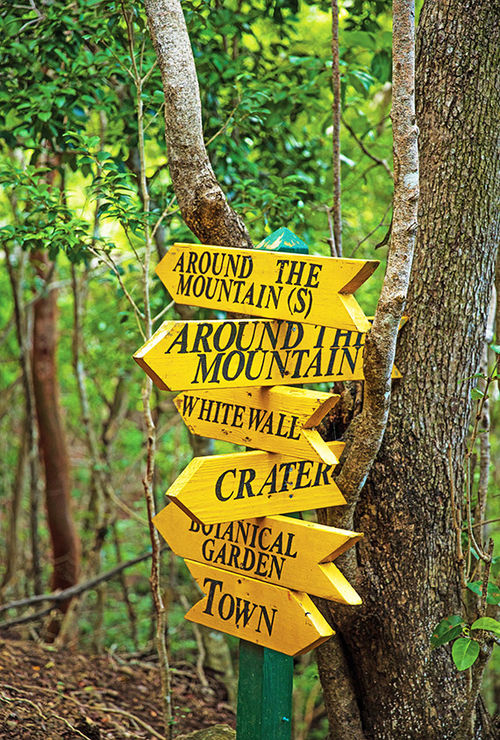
[236,230,309,740]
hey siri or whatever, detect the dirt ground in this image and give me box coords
[0,631,235,739]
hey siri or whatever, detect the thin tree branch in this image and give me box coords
[342,116,393,179]
[331,0,342,256]
[322,0,418,540]
[0,549,157,618]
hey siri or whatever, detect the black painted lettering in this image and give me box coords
[213,543,227,565]
[236,521,250,545]
[192,275,206,297]
[282,322,303,350]
[248,406,266,431]
[215,469,236,501]
[164,324,188,354]
[235,468,256,499]
[201,538,215,561]
[222,350,245,381]
[177,272,193,296]
[275,413,289,439]
[198,250,211,274]
[254,550,270,577]
[303,349,323,378]
[284,532,297,558]
[218,593,235,620]
[338,346,361,375]
[193,353,223,384]
[235,321,258,351]
[198,397,214,421]
[279,461,297,491]
[213,321,237,352]
[265,285,282,309]
[192,323,213,353]
[295,460,312,489]
[203,577,223,615]
[313,463,333,487]
[239,255,253,279]
[234,597,258,628]
[186,251,198,273]
[240,547,256,571]
[268,555,285,580]
[287,415,301,440]
[241,284,254,305]
[173,253,185,272]
[305,262,322,287]
[182,394,199,417]
[275,259,289,284]
[257,527,272,551]
[232,404,245,428]
[259,464,278,495]
[227,543,241,568]
[290,349,310,378]
[266,349,290,379]
[256,605,277,636]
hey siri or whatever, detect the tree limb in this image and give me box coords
[0,549,157,619]
[321,0,418,542]
[144,0,252,248]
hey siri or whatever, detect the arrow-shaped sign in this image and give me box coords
[174,386,340,464]
[155,243,378,332]
[154,504,362,603]
[184,561,334,656]
[134,318,401,392]
[165,443,345,524]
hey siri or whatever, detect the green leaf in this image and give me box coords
[471,387,484,400]
[431,615,464,648]
[452,637,480,670]
[490,344,500,354]
[471,617,500,635]
[467,581,500,605]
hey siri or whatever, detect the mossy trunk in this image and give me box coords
[318,0,500,737]
[31,251,81,622]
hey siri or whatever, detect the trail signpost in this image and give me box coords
[184,561,334,655]
[173,385,341,463]
[164,444,346,523]
[155,242,378,330]
[134,227,374,739]
[154,505,362,603]
[133,317,401,391]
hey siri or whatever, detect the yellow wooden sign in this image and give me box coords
[174,385,340,464]
[184,560,334,655]
[156,243,378,332]
[165,443,346,524]
[133,318,401,392]
[154,504,362,603]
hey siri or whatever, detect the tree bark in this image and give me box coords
[319,1,500,737]
[31,251,81,620]
[144,0,252,248]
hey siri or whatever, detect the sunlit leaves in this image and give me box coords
[451,638,480,671]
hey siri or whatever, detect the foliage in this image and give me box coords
[0,0,498,730]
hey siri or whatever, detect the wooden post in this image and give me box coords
[236,228,309,740]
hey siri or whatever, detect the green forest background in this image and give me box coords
[0,0,498,735]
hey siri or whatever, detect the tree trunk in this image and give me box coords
[144,0,252,248]
[319,1,500,737]
[31,251,81,622]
